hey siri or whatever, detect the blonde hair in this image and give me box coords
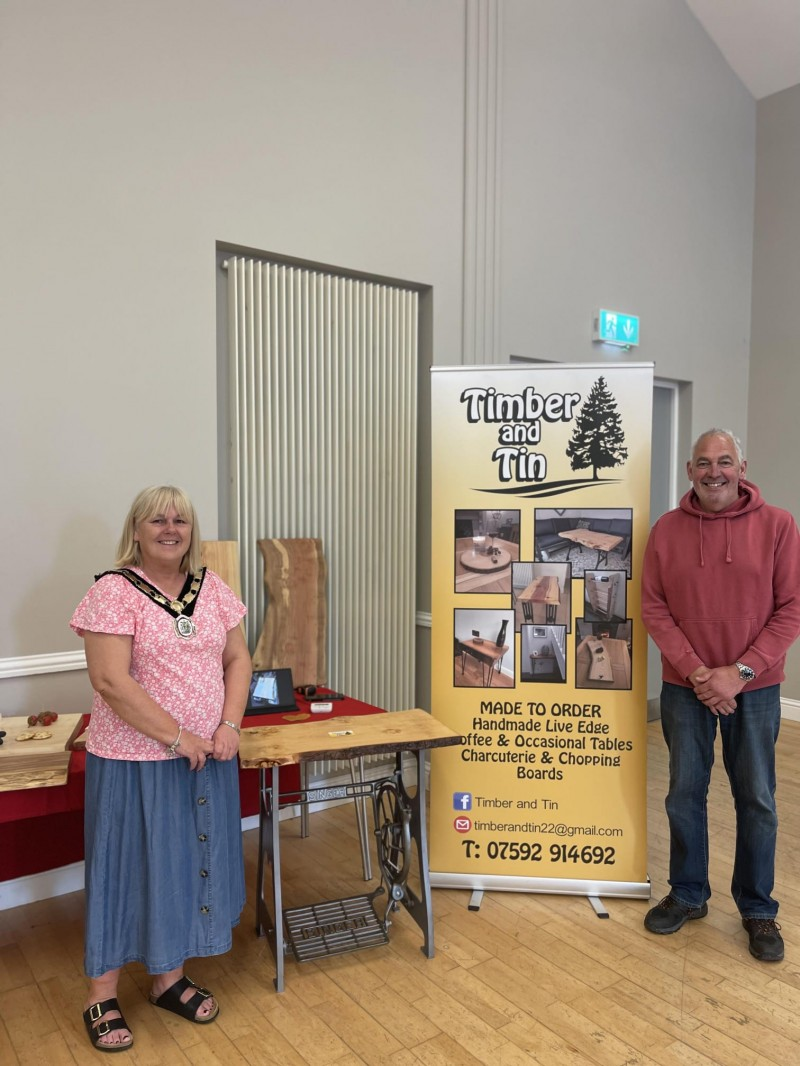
[115,486,202,574]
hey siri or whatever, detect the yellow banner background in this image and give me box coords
[429,363,653,896]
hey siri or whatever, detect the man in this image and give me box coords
[641,429,800,961]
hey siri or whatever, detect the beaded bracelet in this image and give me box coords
[165,725,183,755]
[221,720,241,735]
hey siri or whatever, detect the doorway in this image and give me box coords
[647,379,680,707]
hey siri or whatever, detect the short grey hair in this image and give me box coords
[690,428,744,464]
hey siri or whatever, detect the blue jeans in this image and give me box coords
[660,682,781,919]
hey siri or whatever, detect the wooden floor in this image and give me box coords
[1,719,800,1065]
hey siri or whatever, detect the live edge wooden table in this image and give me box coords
[558,528,623,569]
[517,574,561,625]
[458,638,510,686]
[238,708,462,992]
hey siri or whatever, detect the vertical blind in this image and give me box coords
[224,256,418,712]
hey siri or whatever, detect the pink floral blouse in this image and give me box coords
[70,568,247,760]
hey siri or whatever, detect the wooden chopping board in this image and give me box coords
[586,640,614,683]
[200,540,243,599]
[252,538,327,688]
[201,540,245,634]
[0,713,83,792]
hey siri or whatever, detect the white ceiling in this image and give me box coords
[684,0,800,100]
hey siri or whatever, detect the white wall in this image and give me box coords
[500,0,755,416]
[0,0,465,708]
[749,83,800,697]
[1,0,766,715]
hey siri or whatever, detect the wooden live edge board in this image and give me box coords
[0,713,84,792]
[239,708,463,768]
[251,538,327,688]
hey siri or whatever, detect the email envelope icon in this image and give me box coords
[454,817,472,832]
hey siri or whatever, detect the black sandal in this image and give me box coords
[82,998,134,1053]
[149,975,219,1024]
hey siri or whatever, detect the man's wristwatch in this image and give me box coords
[735,661,756,683]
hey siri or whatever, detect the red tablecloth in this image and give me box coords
[0,693,385,882]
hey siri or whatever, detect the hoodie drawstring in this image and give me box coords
[698,516,705,566]
[696,513,734,566]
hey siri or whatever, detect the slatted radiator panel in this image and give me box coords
[225,256,418,721]
[512,562,533,596]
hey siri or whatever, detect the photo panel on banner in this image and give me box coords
[429,364,653,899]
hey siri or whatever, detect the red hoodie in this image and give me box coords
[641,479,800,690]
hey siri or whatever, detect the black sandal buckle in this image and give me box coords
[87,1001,105,1022]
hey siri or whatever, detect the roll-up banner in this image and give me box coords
[429,363,653,899]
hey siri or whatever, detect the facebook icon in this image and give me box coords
[453,792,472,811]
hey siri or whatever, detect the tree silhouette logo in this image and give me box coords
[565,376,628,480]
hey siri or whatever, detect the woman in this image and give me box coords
[71,486,252,1053]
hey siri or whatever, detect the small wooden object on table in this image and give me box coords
[459,547,512,572]
[0,714,84,792]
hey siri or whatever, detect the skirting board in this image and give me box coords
[781,697,800,721]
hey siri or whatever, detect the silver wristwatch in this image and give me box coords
[735,661,756,683]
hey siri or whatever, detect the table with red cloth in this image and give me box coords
[0,691,384,884]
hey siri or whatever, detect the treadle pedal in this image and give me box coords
[284,891,389,962]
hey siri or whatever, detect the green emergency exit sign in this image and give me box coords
[593,309,640,347]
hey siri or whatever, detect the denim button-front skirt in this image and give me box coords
[84,753,246,977]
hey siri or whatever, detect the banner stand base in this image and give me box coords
[588,895,610,919]
[468,889,483,911]
[432,870,651,905]
[466,887,615,919]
